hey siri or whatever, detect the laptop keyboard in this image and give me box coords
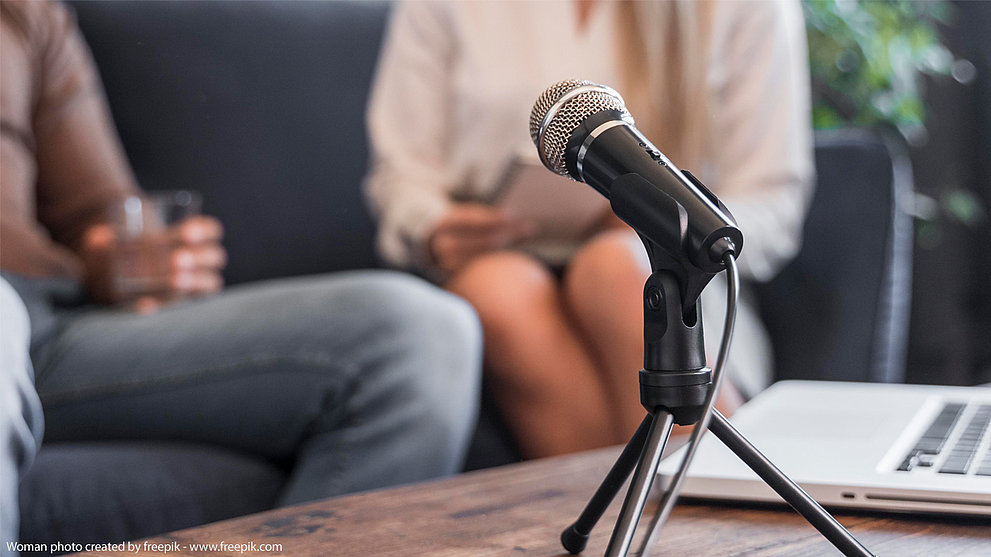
[897,402,991,475]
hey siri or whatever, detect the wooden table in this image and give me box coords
[78,447,990,556]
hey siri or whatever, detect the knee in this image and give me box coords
[1,277,33,388]
[0,278,30,351]
[353,272,483,450]
[564,230,648,310]
[338,271,482,357]
[339,271,483,407]
[268,272,483,457]
[265,271,481,353]
[227,272,483,411]
[446,251,558,341]
[0,277,43,470]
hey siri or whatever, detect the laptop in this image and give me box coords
[657,380,991,516]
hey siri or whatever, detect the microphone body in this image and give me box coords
[530,81,742,274]
[567,110,742,273]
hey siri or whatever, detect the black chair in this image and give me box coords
[757,130,914,384]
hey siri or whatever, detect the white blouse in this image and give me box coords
[363,0,815,395]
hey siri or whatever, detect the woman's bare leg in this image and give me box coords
[563,229,651,437]
[446,251,618,457]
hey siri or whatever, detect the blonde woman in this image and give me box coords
[365,0,814,458]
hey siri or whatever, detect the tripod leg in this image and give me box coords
[708,411,874,557]
[561,414,653,554]
[604,409,675,557]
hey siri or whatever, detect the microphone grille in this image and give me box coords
[529,80,630,176]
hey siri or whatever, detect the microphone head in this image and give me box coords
[529,80,632,177]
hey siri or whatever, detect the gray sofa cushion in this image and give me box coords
[73,0,391,285]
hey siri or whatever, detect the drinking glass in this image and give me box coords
[109,190,202,301]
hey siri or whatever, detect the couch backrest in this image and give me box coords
[72,0,391,284]
[757,130,913,384]
[73,3,911,385]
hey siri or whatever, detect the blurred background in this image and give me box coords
[65,0,990,390]
[803,0,990,387]
[73,0,990,388]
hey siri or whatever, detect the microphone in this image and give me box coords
[529,80,742,273]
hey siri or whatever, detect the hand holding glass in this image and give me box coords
[96,191,226,311]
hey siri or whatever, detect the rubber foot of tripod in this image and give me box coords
[561,523,590,554]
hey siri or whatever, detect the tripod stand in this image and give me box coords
[559,239,874,557]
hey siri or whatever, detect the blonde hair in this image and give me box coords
[615,1,714,171]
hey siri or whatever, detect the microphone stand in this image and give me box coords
[558,235,874,557]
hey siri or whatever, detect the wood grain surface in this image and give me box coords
[77,446,990,556]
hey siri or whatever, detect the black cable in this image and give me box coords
[638,252,740,556]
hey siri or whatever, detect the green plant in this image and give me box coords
[804,1,986,238]
[803,0,960,145]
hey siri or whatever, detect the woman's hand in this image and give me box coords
[81,216,227,313]
[428,203,536,274]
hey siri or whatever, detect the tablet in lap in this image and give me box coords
[493,156,608,242]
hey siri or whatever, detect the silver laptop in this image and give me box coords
[657,380,991,516]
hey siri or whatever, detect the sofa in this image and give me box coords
[19,0,913,551]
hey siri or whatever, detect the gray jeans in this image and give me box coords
[1,271,481,553]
